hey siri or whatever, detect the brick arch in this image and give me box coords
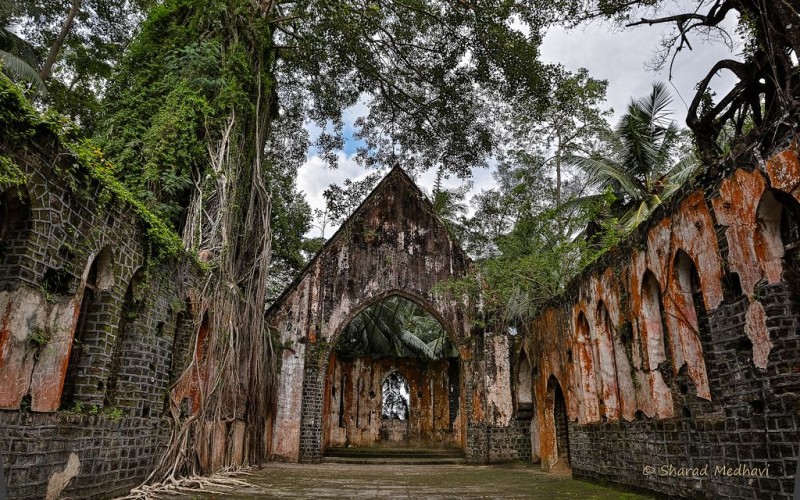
[265,167,476,462]
[327,288,461,351]
[319,291,464,452]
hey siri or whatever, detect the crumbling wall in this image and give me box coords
[525,141,800,499]
[324,355,460,448]
[0,127,200,498]
[266,168,493,463]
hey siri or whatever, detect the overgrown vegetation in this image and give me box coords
[0,73,183,258]
[0,0,797,494]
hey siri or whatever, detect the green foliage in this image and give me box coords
[8,0,154,130]
[0,154,26,185]
[565,83,700,234]
[0,74,182,259]
[336,296,457,361]
[27,328,51,348]
[103,406,124,420]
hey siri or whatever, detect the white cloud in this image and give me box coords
[297,150,373,237]
[299,11,744,238]
[540,16,742,124]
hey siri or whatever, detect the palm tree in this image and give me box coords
[336,296,457,361]
[0,1,47,94]
[566,83,699,233]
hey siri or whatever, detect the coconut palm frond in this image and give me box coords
[663,153,700,187]
[570,155,645,198]
[0,50,47,94]
[619,200,657,233]
[558,193,613,215]
[636,81,674,127]
[398,329,436,360]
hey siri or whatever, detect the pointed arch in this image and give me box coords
[517,349,533,408]
[61,247,114,409]
[637,270,673,418]
[665,249,711,400]
[574,310,598,423]
[594,300,619,420]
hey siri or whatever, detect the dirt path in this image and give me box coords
[177,462,654,499]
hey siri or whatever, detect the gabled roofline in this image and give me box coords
[265,165,470,317]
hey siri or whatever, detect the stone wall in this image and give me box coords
[324,355,460,449]
[523,141,800,499]
[0,412,168,499]
[0,113,199,498]
[266,167,481,462]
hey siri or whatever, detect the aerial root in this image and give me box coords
[118,467,258,499]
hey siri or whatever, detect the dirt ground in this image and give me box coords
[178,462,655,499]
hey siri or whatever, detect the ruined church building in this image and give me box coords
[0,104,799,498]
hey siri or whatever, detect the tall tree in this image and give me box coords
[536,0,800,162]
[507,67,610,207]
[11,0,152,129]
[97,0,563,486]
[566,83,699,233]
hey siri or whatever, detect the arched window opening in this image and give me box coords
[640,271,668,371]
[594,301,620,420]
[517,351,533,419]
[0,186,29,243]
[105,269,145,408]
[169,299,194,383]
[668,249,711,400]
[382,371,409,420]
[753,189,785,284]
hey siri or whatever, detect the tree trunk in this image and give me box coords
[555,134,562,208]
[39,0,81,80]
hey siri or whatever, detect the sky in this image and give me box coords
[297,9,743,239]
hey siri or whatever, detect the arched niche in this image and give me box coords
[0,185,30,243]
[59,245,118,409]
[594,301,620,421]
[636,270,673,418]
[666,249,711,401]
[573,310,598,423]
[105,268,146,411]
[516,350,533,419]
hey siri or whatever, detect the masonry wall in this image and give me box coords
[0,412,168,499]
[324,355,461,449]
[523,141,800,499]
[0,118,199,498]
